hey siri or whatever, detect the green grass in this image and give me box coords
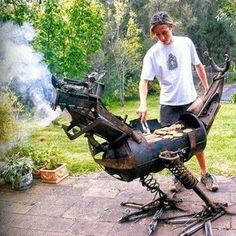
[21,98,236,176]
[185,103,236,176]
[202,103,236,176]
[26,123,99,175]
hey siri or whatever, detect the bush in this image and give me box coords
[226,72,236,83]
[6,143,66,170]
[102,95,120,107]
[148,80,161,96]
[3,154,34,185]
[231,93,236,103]
[0,90,23,145]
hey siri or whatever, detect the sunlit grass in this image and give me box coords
[203,103,236,176]
[27,123,100,175]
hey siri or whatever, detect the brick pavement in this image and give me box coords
[0,172,236,236]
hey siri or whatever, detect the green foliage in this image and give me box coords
[216,0,236,21]
[0,0,31,24]
[12,122,100,175]
[99,2,143,105]
[30,0,105,78]
[123,10,143,81]
[8,142,66,170]
[0,90,23,145]
[143,0,235,63]
[148,80,161,96]
[227,71,236,82]
[34,144,63,170]
[231,93,236,103]
[1,0,235,104]
[3,154,34,185]
[101,95,120,107]
[0,0,105,78]
[184,0,234,62]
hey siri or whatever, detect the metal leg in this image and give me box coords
[119,191,187,235]
[119,205,158,223]
[148,206,164,235]
[119,151,236,235]
[165,153,230,236]
[119,173,236,235]
[204,220,213,236]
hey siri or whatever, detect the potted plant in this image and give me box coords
[27,142,63,179]
[3,155,34,191]
[40,156,68,184]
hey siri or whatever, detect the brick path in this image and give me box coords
[0,172,236,236]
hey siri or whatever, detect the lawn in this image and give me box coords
[26,97,236,177]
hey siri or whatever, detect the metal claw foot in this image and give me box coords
[119,194,186,235]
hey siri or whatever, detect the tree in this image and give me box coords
[31,0,105,78]
[122,10,142,99]
[145,0,235,62]
[93,0,143,105]
[0,0,105,78]
[111,0,129,105]
[185,0,235,62]
[0,0,31,24]
[216,0,236,61]
[216,0,236,21]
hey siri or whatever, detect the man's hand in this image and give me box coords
[137,107,147,123]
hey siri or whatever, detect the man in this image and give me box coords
[137,11,219,192]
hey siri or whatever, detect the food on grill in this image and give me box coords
[183,128,193,133]
[173,133,183,137]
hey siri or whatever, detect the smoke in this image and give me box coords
[0,21,61,126]
[0,21,62,155]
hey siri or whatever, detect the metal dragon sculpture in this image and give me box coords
[52,54,235,236]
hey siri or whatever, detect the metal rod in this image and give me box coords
[204,220,213,236]
[192,185,216,209]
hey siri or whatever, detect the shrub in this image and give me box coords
[3,154,34,185]
[6,143,65,170]
[231,93,236,103]
[0,90,24,141]
[148,80,161,96]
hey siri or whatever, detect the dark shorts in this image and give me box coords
[160,103,192,127]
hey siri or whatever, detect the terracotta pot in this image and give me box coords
[40,164,68,184]
[32,167,43,178]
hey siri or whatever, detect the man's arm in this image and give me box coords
[137,79,149,123]
[195,63,209,94]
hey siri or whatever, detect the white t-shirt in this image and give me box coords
[141,36,201,105]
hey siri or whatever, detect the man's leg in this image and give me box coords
[196,152,207,176]
[160,105,185,192]
[196,151,219,192]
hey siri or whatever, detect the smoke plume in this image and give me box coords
[0,22,62,155]
[0,21,60,126]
